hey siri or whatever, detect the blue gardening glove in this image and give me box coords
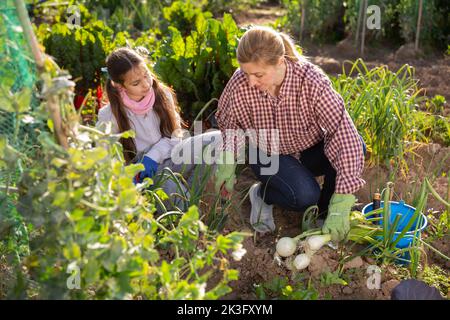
[214,150,237,193]
[322,193,356,242]
[134,156,159,184]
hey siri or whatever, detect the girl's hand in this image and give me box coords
[134,156,159,184]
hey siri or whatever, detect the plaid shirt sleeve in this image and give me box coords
[313,79,366,194]
[215,77,247,160]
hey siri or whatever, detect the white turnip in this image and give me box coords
[276,237,297,257]
[293,253,311,270]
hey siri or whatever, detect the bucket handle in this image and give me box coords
[380,183,402,202]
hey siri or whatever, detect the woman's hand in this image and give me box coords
[322,193,355,241]
[214,151,237,194]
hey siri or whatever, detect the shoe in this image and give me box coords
[249,182,275,233]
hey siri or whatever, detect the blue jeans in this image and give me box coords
[249,137,366,218]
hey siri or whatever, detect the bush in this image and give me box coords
[275,0,345,42]
[36,19,113,91]
[160,1,212,37]
[397,0,449,49]
[154,13,242,120]
[344,0,401,42]
[2,62,246,299]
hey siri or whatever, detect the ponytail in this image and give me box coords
[278,32,303,63]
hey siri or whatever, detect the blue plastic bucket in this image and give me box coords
[362,200,428,264]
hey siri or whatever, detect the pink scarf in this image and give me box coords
[119,85,156,115]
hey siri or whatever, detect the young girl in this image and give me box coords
[97,47,221,211]
[98,47,182,175]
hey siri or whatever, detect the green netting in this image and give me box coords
[0,1,39,255]
[0,0,40,157]
[0,1,45,198]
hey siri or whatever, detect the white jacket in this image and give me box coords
[96,92,181,163]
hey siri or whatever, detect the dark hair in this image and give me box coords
[105,47,184,164]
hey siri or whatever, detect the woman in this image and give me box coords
[214,27,366,241]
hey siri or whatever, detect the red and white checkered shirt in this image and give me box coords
[215,58,365,194]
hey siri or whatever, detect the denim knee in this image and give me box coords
[294,184,321,210]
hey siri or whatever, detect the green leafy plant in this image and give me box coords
[254,275,319,300]
[420,265,449,298]
[36,17,113,91]
[397,0,448,49]
[202,0,265,16]
[425,209,449,242]
[77,87,101,126]
[2,7,247,298]
[361,180,449,275]
[412,95,449,147]
[320,270,348,286]
[275,0,344,42]
[78,0,172,33]
[154,13,242,119]
[4,71,246,299]
[412,111,450,147]
[160,1,212,37]
[343,0,402,43]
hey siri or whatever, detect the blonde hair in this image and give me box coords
[237,26,303,65]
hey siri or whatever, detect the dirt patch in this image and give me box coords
[217,141,449,300]
[356,143,450,212]
[221,229,404,300]
[233,2,286,27]
[306,40,450,108]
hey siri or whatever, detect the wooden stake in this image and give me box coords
[13,0,44,69]
[14,0,68,149]
[355,0,364,47]
[415,0,423,51]
[299,0,306,42]
[360,0,368,57]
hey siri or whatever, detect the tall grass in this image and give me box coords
[331,59,427,168]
